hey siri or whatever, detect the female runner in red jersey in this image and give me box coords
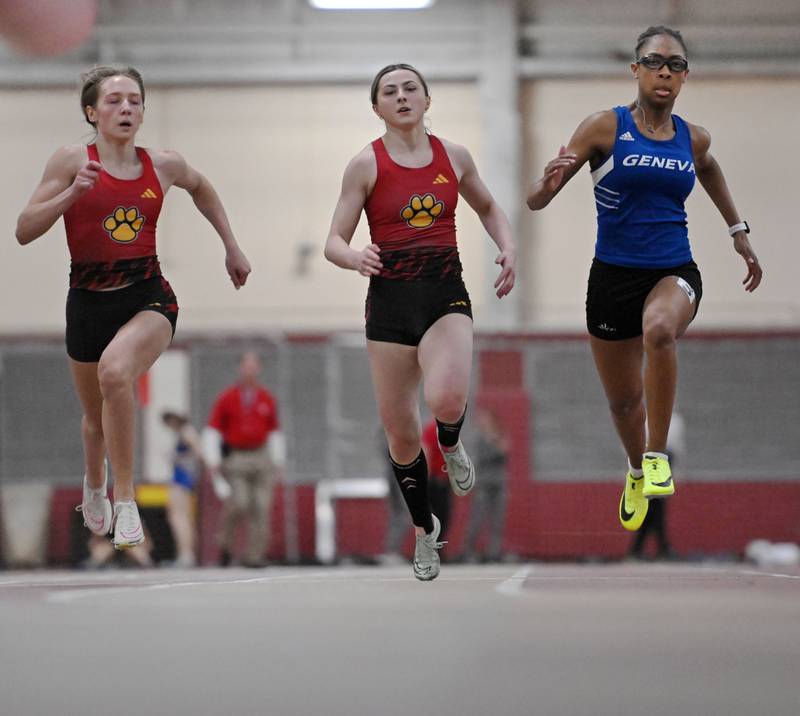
[16,66,251,549]
[325,64,516,580]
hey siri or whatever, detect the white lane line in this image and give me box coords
[44,571,533,601]
[495,566,532,596]
[45,572,328,603]
[36,565,793,603]
[0,572,156,588]
[739,569,800,580]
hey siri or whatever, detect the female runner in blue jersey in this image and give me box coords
[526,26,762,532]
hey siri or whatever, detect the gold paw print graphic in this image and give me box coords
[103,206,145,243]
[401,193,444,229]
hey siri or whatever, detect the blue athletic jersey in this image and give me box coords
[172,439,197,490]
[591,105,696,268]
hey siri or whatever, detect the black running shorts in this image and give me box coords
[365,276,473,346]
[586,258,702,341]
[66,275,178,362]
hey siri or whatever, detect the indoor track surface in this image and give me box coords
[1,562,798,716]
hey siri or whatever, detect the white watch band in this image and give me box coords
[728,222,748,237]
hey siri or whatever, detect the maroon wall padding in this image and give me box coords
[335,499,387,558]
[43,335,800,570]
[502,482,800,560]
[45,481,800,565]
[48,486,80,565]
[476,349,534,557]
[334,481,800,561]
[668,482,800,555]
[31,331,800,565]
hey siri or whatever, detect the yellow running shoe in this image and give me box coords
[619,471,648,531]
[642,452,675,499]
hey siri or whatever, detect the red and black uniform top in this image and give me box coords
[63,144,164,290]
[207,384,280,451]
[364,134,462,281]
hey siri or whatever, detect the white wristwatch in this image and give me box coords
[728,221,749,237]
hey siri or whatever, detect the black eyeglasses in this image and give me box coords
[636,54,689,72]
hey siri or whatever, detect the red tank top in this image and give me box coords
[365,134,458,251]
[63,144,164,289]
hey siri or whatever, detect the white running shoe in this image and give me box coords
[442,441,476,496]
[413,514,444,581]
[76,462,112,536]
[112,501,145,550]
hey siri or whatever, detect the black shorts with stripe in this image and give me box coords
[586,258,702,341]
[365,276,473,346]
[66,275,178,362]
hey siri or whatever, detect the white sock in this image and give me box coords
[627,459,643,478]
[643,451,669,461]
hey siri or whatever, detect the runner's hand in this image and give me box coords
[494,249,516,298]
[71,160,102,197]
[225,245,251,289]
[733,232,762,292]
[354,243,382,277]
[542,146,576,194]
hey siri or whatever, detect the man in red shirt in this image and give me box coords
[203,351,285,567]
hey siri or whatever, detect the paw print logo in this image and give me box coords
[400,193,444,229]
[103,206,145,243]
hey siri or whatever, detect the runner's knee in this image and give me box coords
[96,357,132,397]
[81,413,103,439]
[425,386,467,423]
[643,312,677,350]
[607,393,643,421]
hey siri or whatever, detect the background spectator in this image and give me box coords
[161,410,204,568]
[203,351,285,568]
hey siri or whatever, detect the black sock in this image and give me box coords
[389,449,433,533]
[436,408,466,449]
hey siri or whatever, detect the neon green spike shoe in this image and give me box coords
[619,470,648,531]
[642,452,675,499]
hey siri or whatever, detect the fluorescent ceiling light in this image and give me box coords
[310,0,435,9]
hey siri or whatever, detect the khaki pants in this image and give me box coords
[219,448,275,563]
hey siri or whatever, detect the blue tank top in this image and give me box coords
[591,105,696,268]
